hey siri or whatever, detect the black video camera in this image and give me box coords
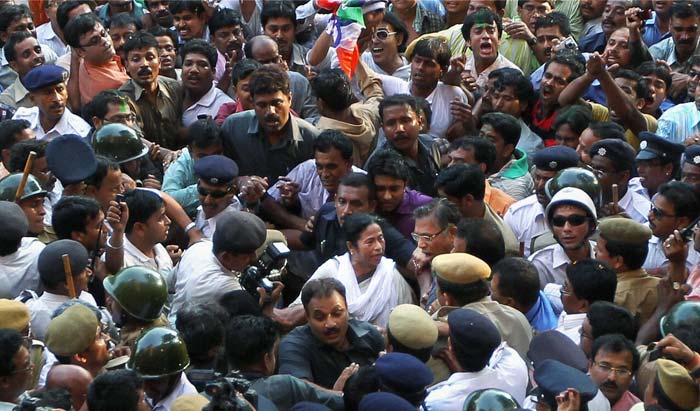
[204,374,258,411]
[239,242,291,300]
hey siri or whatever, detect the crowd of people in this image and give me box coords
[4,0,700,410]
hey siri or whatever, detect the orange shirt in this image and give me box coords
[485,180,515,217]
[79,55,130,106]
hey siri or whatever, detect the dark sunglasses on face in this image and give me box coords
[551,214,588,227]
[197,185,232,198]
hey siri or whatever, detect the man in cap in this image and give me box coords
[45,303,110,377]
[359,392,414,411]
[630,132,685,201]
[11,64,90,140]
[23,239,97,341]
[529,187,597,290]
[193,154,243,239]
[531,359,599,411]
[0,173,47,238]
[0,201,44,298]
[432,253,533,360]
[595,219,658,325]
[589,139,651,224]
[46,133,97,197]
[374,352,433,407]
[588,334,641,411]
[424,308,528,410]
[644,359,700,410]
[503,146,580,256]
[0,328,34,408]
[386,304,438,364]
[224,314,344,411]
[128,327,197,411]
[681,145,700,188]
[171,210,267,316]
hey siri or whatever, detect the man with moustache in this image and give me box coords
[588,334,641,411]
[0,31,46,111]
[657,67,700,144]
[649,3,700,73]
[580,0,606,39]
[119,31,183,150]
[579,0,630,53]
[144,0,174,28]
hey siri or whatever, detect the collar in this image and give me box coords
[190,84,219,108]
[10,77,28,102]
[132,76,171,101]
[310,319,370,348]
[493,148,529,179]
[123,236,155,265]
[84,54,124,72]
[551,243,572,268]
[247,113,303,143]
[444,367,492,383]
[617,268,651,281]
[558,311,587,328]
[665,37,700,67]
[291,43,307,69]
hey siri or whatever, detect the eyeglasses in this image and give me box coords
[551,214,588,227]
[650,205,676,219]
[198,185,233,198]
[80,29,110,48]
[373,29,397,41]
[411,227,447,243]
[104,113,137,124]
[594,362,632,378]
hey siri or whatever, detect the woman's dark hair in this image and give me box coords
[343,213,382,246]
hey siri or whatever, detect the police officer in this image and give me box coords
[681,145,700,188]
[46,133,97,197]
[0,173,47,237]
[462,389,519,411]
[529,360,598,411]
[660,301,700,337]
[0,201,44,298]
[193,155,243,239]
[503,146,580,257]
[375,353,433,407]
[631,132,685,200]
[103,266,169,349]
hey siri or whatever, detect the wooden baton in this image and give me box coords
[62,254,77,299]
[14,151,36,202]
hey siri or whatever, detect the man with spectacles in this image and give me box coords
[588,334,641,411]
[193,155,242,239]
[0,328,34,408]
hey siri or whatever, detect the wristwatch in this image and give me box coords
[527,37,537,47]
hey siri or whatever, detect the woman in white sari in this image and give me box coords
[293,213,414,327]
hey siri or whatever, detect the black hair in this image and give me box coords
[565,259,617,304]
[448,137,497,170]
[181,38,218,68]
[343,213,382,246]
[657,181,700,221]
[588,121,626,141]
[313,130,353,161]
[492,257,540,309]
[600,232,649,271]
[0,328,22,376]
[64,12,102,49]
[87,369,144,411]
[57,0,93,32]
[343,366,379,411]
[462,7,503,40]
[123,30,158,58]
[0,5,32,44]
[366,149,410,182]
[208,7,243,35]
[542,49,586,82]
[109,12,142,30]
[586,301,638,342]
[455,218,505,266]
[614,69,649,101]
[176,303,226,364]
[225,314,279,369]
[517,0,554,7]
[122,189,164,234]
[379,94,419,122]
[231,59,261,87]
[411,37,451,70]
[436,277,490,306]
[300,277,347,311]
[636,61,672,90]
[413,198,461,229]
[591,333,640,372]
[52,196,102,240]
[0,119,30,152]
[9,139,47,173]
[671,2,699,19]
[186,117,223,149]
[493,68,535,108]
[415,96,432,125]
[339,172,377,203]
[312,68,353,111]
[249,64,290,97]
[29,388,72,411]
[218,290,263,318]
[147,25,178,47]
[3,30,33,63]
[85,155,120,190]
[533,11,571,37]
[260,0,296,28]
[553,105,592,137]
[168,0,205,16]
[87,90,131,122]
[481,112,521,147]
[386,330,432,363]
[381,11,409,52]
[436,164,485,201]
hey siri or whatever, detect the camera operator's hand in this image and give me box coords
[258,281,284,316]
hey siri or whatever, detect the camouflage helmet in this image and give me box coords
[92,123,148,164]
[545,167,602,208]
[0,173,47,202]
[463,389,519,411]
[103,266,167,321]
[127,327,190,378]
[660,301,700,337]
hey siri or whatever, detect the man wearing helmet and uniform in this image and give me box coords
[0,172,47,237]
[103,266,169,349]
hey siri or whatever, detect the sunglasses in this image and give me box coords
[374,29,397,40]
[551,214,588,227]
[197,186,232,199]
[650,205,676,219]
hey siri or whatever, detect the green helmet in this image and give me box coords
[463,389,519,411]
[127,327,190,378]
[0,173,47,202]
[545,167,602,208]
[660,301,700,337]
[103,266,167,321]
[92,123,148,164]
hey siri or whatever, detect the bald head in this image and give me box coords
[47,364,93,411]
[244,35,285,67]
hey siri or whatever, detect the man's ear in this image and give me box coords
[9,60,19,74]
[92,116,103,130]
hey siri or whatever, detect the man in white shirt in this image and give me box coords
[193,155,242,239]
[12,64,90,140]
[36,0,69,57]
[0,32,46,111]
[0,201,44,299]
[424,308,528,410]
